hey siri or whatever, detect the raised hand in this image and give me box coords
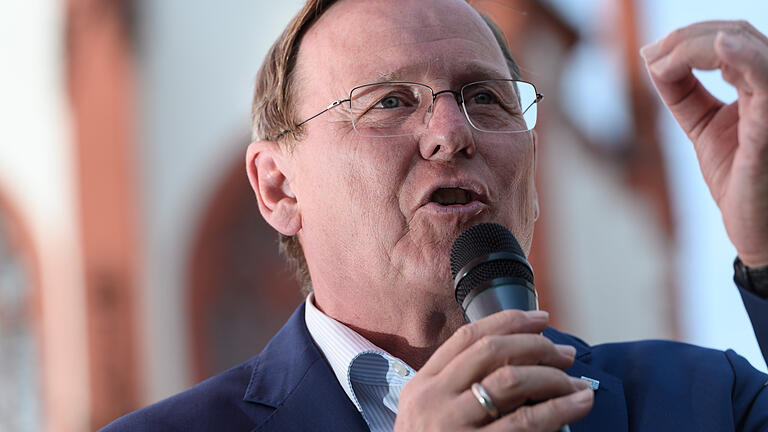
[641,21,768,267]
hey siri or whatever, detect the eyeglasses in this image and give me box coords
[279,79,543,139]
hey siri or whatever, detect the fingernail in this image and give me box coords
[574,388,594,405]
[639,43,653,60]
[649,54,670,77]
[527,310,549,320]
[556,344,576,358]
[640,37,663,61]
[570,377,590,390]
[719,32,740,52]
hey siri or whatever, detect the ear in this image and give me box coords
[246,140,301,236]
[531,131,540,222]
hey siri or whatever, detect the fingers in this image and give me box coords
[641,20,765,64]
[421,309,550,375]
[484,367,590,408]
[715,31,768,92]
[441,334,576,391]
[645,25,768,92]
[642,32,721,139]
[397,310,589,432]
[481,389,594,432]
[461,366,590,425]
[641,20,768,140]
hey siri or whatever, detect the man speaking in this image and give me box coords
[103,0,768,430]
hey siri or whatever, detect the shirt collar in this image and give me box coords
[304,293,414,411]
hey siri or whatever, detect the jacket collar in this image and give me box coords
[243,303,368,431]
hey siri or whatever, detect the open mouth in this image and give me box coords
[429,187,475,206]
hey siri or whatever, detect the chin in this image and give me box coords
[397,242,456,295]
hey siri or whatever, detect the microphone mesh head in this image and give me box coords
[450,223,533,304]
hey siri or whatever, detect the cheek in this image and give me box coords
[487,137,535,190]
[486,138,537,245]
[347,142,413,218]
[302,137,412,230]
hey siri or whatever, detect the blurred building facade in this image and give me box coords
[1,0,764,431]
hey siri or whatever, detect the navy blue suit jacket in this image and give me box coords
[103,287,768,431]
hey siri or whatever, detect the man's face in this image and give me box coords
[289,0,538,302]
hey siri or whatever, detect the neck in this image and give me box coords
[313,288,466,369]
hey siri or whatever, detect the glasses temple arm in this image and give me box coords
[521,93,543,116]
[277,98,351,139]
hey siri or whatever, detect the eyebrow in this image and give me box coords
[376,70,401,82]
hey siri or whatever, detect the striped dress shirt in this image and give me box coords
[305,294,416,431]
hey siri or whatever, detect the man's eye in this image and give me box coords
[471,92,496,105]
[374,96,402,109]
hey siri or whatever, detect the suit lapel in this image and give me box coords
[253,355,368,431]
[566,357,628,431]
[545,328,628,432]
[243,303,368,431]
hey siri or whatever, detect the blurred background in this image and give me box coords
[1,0,766,430]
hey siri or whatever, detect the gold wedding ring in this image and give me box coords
[471,382,500,420]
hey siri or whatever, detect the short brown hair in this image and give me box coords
[251,0,522,295]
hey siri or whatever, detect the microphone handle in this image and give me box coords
[461,279,537,322]
[461,282,570,432]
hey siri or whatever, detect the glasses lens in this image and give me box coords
[462,80,538,133]
[350,83,432,137]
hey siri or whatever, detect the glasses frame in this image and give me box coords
[277,79,543,139]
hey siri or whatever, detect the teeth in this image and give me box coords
[431,188,471,205]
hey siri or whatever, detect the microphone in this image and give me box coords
[450,222,538,321]
[450,223,571,432]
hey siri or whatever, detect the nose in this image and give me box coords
[418,91,476,161]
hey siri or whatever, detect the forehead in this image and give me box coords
[297,0,509,94]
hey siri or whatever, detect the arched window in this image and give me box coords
[188,155,303,381]
[0,194,42,431]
